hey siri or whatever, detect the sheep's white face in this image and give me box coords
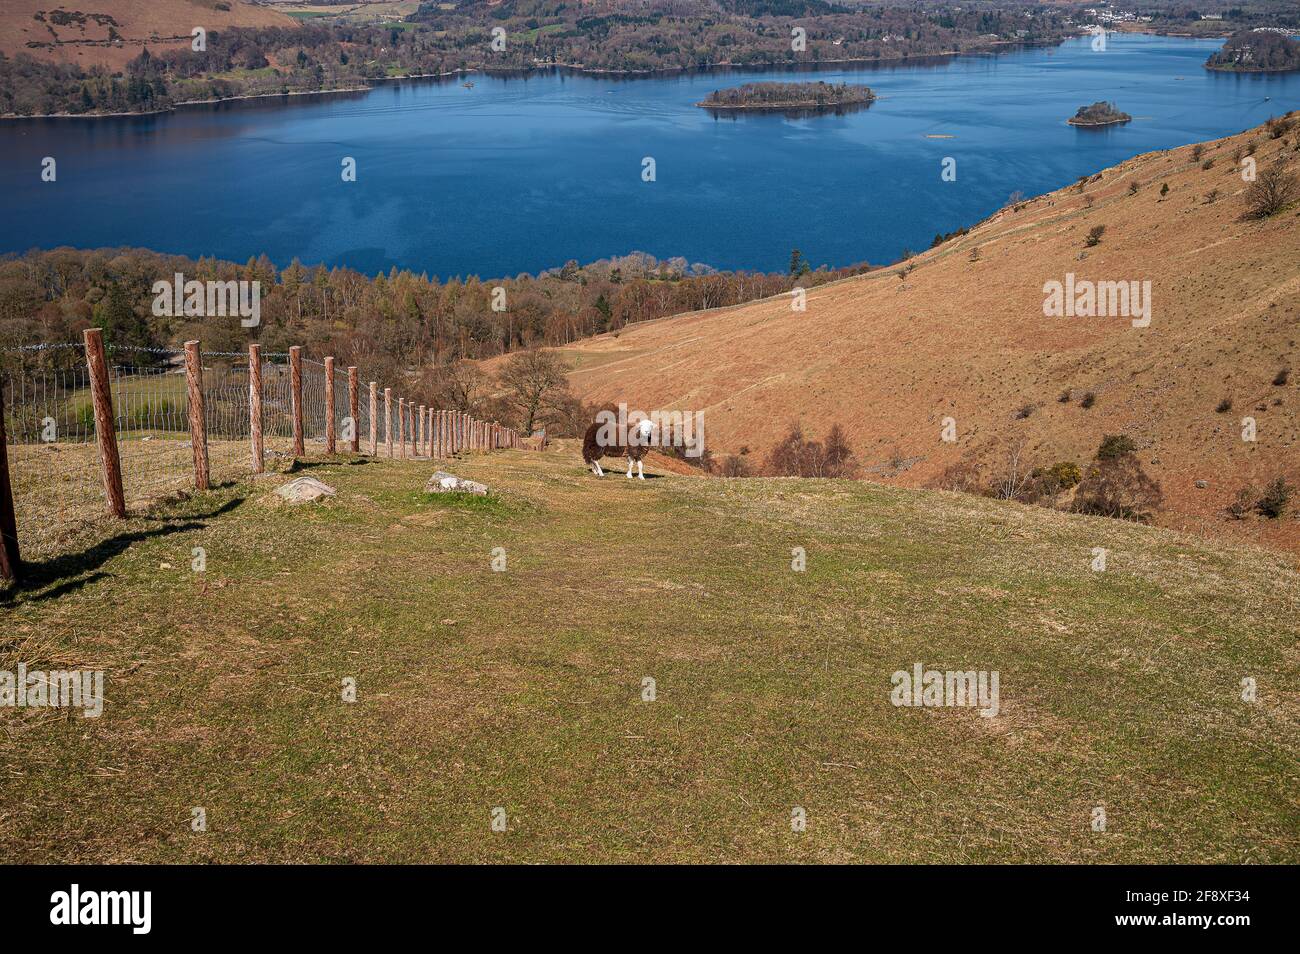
[633,419,655,445]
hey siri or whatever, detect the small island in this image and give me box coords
[1067,101,1132,128]
[698,81,875,117]
[1206,31,1300,73]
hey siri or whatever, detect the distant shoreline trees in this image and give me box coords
[0,3,1073,118]
[1205,31,1300,73]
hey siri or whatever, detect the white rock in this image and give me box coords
[424,471,489,495]
[275,476,337,503]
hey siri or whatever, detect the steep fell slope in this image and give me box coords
[560,119,1300,551]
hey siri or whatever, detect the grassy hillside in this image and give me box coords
[554,119,1300,553]
[1,445,1295,862]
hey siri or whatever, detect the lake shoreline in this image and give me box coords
[0,42,1049,121]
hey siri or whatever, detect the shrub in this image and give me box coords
[1032,460,1082,495]
[1216,396,1233,413]
[1080,392,1097,409]
[1201,158,1215,171]
[1160,182,1169,197]
[1015,403,1034,420]
[1266,115,1295,140]
[1072,456,1164,522]
[1084,225,1106,247]
[1244,164,1299,219]
[1057,389,1071,403]
[1191,144,1204,161]
[764,422,858,478]
[1273,367,1290,386]
[718,454,753,478]
[1128,180,1139,195]
[1096,434,1136,460]
[1256,476,1293,518]
[1227,485,1257,520]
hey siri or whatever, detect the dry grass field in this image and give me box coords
[1,444,1296,863]
[550,120,1300,554]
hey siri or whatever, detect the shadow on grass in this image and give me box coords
[287,457,371,473]
[1,497,246,606]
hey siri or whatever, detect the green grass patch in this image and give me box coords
[1,444,1295,863]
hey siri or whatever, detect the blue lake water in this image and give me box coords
[1,34,1297,278]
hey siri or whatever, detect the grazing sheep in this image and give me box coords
[583,416,655,479]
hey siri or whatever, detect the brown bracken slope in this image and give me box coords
[1,1,297,71]
[558,119,1300,552]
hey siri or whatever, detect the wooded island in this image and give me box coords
[698,81,875,114]
[1067,101,1132,127]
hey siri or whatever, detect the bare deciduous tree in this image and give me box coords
[1244,163,1298,219]
[497,349,574,437]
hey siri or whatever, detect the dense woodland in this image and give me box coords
[1204,30,1300,72]
[0,245,869,390]
[0,0,1071,116]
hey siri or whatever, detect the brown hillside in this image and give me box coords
[557,120,1300,552]
[1,1,297,70]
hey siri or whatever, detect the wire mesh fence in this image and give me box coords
[1,340,521,569]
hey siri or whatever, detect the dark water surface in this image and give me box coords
[1,34,1297,278]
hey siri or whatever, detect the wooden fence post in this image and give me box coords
[348,367,360,454]
[83,328,126,519]
[0,380,20,583]
[289,346,304,457]
[418,405,426,456]
[398,399,406,460]
[369,382,378,456]
[183,340,210,491]
[324,356,336,455]
[249,344,264,474]
[384,388,393,458]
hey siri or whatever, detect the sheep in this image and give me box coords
[583,416,655,479]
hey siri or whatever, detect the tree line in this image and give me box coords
[0,1,1072,117]
[0,244,869,399]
